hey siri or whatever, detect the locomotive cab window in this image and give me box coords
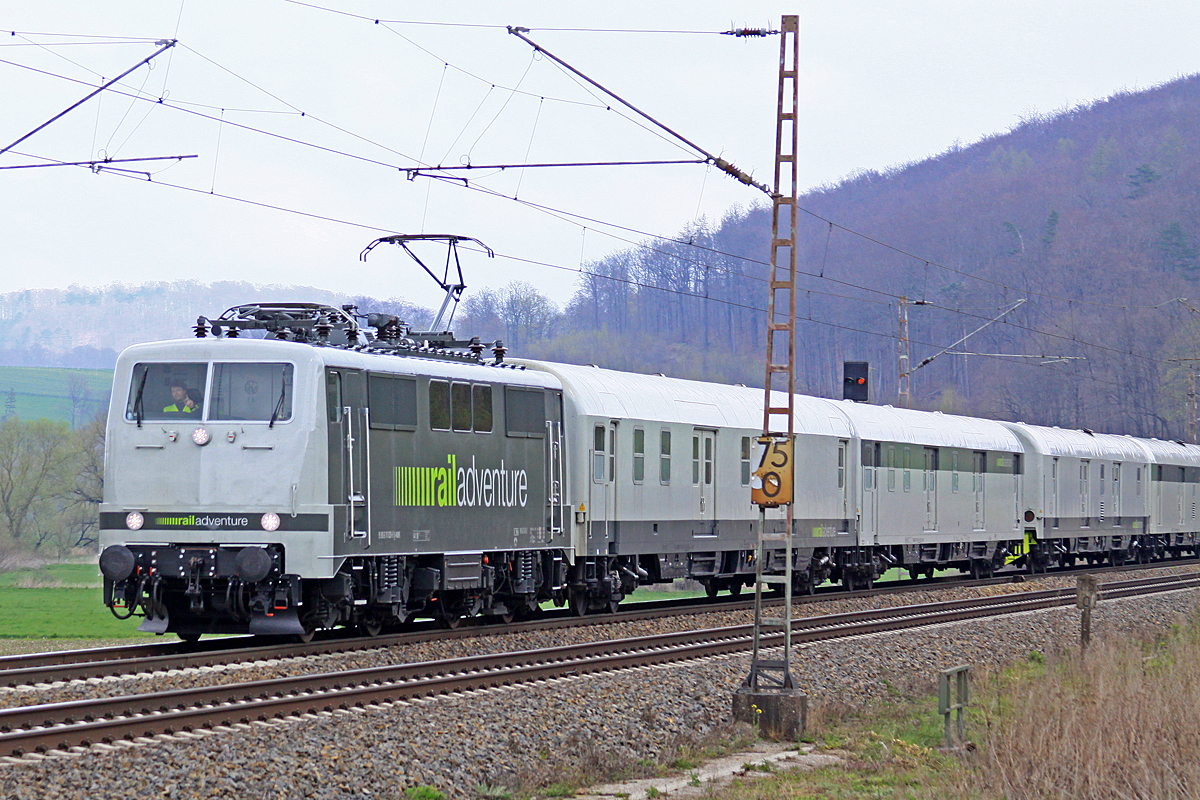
[210,362,293,423]
[125,362,209,422]
[326,371,342,422]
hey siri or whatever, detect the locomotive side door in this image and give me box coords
[326,368,369,550]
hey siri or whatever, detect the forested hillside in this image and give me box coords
[514,73,1200,439]
[7,75,1200,439]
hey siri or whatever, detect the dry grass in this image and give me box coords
[970,618,1200,799]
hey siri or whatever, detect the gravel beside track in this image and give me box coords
[1,567,1198,799]
[3,564,1198,711]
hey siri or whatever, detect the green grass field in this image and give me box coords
[0,365,112,425]
[0,563,153,639]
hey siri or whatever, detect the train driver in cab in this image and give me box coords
[163,380,198,413]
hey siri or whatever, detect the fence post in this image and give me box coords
[1076,574,1100,652]
[938,665,970,748]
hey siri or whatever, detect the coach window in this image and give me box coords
[902,447,912,492]
[951,451,960,493]
[704,436,714,485]
[633,428,645,483]
[593,425,606,482]
[837,441,846,490]
[1099,463,1105,495]
[451,382,472,432]
[607,425,616,480]
[692,436,701,486]
[887,446,896,492]
[1137,467,1143,496]
[741,437,752,487]
[429,381,451,430]
[861,442,874,490]
[473,385,493,433]
[660,430,672,485]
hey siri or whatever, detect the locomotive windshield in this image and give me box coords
[210,362,293,423]
[125,363,208,421]
[124,361,294,423]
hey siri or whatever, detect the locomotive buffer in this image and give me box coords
[732,14,807,741]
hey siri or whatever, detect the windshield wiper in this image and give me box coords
[133,367,148,428]
[269,371,287,429]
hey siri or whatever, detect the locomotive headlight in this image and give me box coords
[260,512,281,532]
[125,512,144,531]
[192,427,211,446]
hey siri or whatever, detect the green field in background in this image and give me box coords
[0,563,153,639]
[0,365,112,425]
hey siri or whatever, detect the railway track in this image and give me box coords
[1,570,1196,759]
[3,557,1195,687]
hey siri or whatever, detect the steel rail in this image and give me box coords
[3,559,1195,686]
[0,572,1196,757]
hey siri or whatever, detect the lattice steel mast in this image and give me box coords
[744,14,800,693]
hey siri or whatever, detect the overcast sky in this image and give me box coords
[2,1,1199,311]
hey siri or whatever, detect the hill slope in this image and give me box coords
[560,73,1200,438]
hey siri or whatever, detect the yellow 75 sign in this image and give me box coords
[751,435,794,508]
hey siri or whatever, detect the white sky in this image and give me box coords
[2,1,1199,311]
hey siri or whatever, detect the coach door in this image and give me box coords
[696,430,716,523]
[923,447,938,532]
[588,421,616,547]
[860,442,879,542]
[972,451,986,530]
[326,368,369,548]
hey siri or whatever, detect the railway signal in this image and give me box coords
[843,361,869,403]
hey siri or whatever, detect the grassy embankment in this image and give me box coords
[703,613,1200,799]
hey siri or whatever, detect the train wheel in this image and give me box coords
[177,632,201,643]
[569,588,587,617]
[729,581,743,598]
[294,629,315,644]
[362,617,383,637]
[609,598,621,614]
[704,581,718,599]
[844,574,857,592]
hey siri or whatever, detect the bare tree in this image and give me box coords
[0,418,74,545]
[66,373,90,430]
